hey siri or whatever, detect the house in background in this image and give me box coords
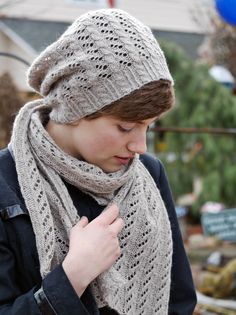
[0,0,211,91]
[0,18,70,90]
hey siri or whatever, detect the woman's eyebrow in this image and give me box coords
[138,119,157,125]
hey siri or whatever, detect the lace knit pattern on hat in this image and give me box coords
[11,102,173,315]
[27,9,173,123]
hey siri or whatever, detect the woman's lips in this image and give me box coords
[114,156,133,165]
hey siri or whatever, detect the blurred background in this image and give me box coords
[0,0,236,313]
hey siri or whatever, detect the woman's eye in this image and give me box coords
[118,125,133,133]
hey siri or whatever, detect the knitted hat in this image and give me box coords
[28,9,173,123]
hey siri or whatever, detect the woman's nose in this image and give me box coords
[127,133,147,155]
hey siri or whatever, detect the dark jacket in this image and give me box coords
[0,148,196,314]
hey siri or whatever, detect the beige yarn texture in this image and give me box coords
[11,8,174,315]
[11,102,173,315]
[27,9,173,123]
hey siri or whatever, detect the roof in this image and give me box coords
[0,16,204,59]
[0,18,69,53]
[0,0,211,34]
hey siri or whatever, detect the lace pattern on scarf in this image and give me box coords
[11,100,173,315]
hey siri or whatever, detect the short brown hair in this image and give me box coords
[86,80,174,122]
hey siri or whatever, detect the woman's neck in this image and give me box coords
[45,120,75,156]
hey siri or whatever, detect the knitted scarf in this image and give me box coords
[11,100,173,315]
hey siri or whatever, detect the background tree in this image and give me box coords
[0,72,23,148]
[200,18,236,87]
[157,40,236,219]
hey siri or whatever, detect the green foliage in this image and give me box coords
[158,41,236,218]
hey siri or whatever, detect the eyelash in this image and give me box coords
[118,125,133,133]
[118,125,150,133]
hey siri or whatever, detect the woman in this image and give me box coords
[0,8,196,315]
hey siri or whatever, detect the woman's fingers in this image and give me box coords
[95,203,119,226]
[93,204,124,235]
[109,217,125,235]
[64,205,124,296]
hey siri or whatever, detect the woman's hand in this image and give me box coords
[62,204,124,297]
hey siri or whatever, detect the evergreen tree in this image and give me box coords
[157,41,236,218]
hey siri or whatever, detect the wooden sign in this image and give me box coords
[201,208,236,242]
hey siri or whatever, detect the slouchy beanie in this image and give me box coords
[28,8,173,123]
